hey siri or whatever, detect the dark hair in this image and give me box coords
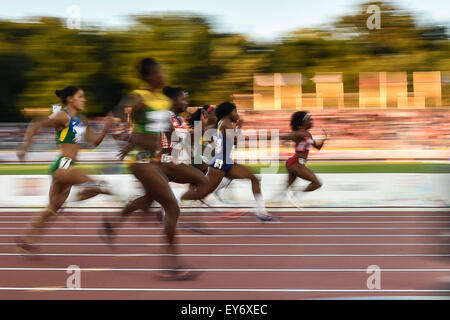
[187,105,215,128]
[215,102,236,127]
[202,105,215,113]
[290,111,309,131]
[163,86,184,99]
[55,86,81,105]
[187,107,203,128]
[138,58,158,79]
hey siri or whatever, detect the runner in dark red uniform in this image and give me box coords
[283,111,327,206]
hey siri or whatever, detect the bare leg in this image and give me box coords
[181,167,224,201]
[287,171,297,189]
[160,163,208,187]
[130,163,181,269]
[18,180,71,248]
[226,164,278,221]
[53,167,111,201]
[111,195,154,226]
[287,163,322,192]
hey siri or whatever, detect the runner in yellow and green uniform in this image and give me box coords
[101,58,198,280]
[109,87,209,232]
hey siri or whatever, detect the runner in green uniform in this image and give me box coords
[15,86,113,253]
[102,58,198,280]
[111,87,209,227]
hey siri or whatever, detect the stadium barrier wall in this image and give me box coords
[1,149,449,162]
[0,174,448,208]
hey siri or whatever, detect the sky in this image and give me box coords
[1,0,449,41]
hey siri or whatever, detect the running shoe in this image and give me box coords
[98,217,115,246]
[256,213,280,222]
[181,221,211,235]
[220,210,249,219]
[16,238,39,254]
[156,268,200,281]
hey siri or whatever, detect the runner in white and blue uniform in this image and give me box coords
[210,117,235,173]
[181,102,278,222]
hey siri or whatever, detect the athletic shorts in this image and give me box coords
[48,156,75,174]
[286,156,307,168]
[209,156,233,173]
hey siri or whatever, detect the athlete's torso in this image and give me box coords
[55,109,86,145]
[213,119,235,163]
[132,89,172,134]
[294,131,314,158]
[128,89,172,163]
[54,109,86,161]
[160,111,190,164]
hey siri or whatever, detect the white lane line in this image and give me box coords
[0,221,448,224]
[1,215,448,218]
[0,253,448,257]
[323,296,450,300]
[0,234,448,237]
[1,242,448,246]
[1,207,449,212]
[0,287,448,293]
[0,267,449,272]
[1,227,449,230]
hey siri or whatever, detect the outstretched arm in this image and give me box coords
[84,114,114,147]
[279,130,307,142]
[313,129,328,150]
[117,139,136,160]
[112,94,143,123]
[17,112,69,160]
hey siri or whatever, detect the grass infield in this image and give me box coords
[0,162,448,175]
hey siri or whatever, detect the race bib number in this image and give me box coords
[161,153,173,163]
[213,158,224,170]
[59,157,72,169]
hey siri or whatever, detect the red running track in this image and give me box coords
[0,210,449,300]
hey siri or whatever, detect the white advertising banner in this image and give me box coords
[0,173,448,208]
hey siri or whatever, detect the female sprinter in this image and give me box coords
[181,102,278,222]
[283,111,327,206]
[188,105,217,174]
[187,105,233,204]
[15,86,113,253]
[106,86,208,229]
[105,58,196,280]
